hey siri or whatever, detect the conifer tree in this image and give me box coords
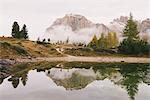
[48,38,51,42]
[66,37,69,44]
[98,33,107,49]
[11,22,29,39]
[11,21,20,38]
[112,32,119,48]
[36,37,41,44]
[43,38,46,43]
[118,13,150,55]
[88,35,98,48]
[20,24,28,39]
[106,32,113,48]
[123,13,139,40]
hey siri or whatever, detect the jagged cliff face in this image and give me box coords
[95,23,110,35]
[140,19,150,33]
[51,14,94,31]
[108,16,128,34]
[50,14,110,33]
[45,14,150,43]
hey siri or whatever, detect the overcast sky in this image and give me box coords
[0,0,150,40]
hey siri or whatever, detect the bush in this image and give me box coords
[118,39,150,55]
[94,48,116,54]
[13,46,28,55]
[36,38,49,46]
[36,41,43,44]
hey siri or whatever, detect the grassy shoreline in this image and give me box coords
[0,37,149,62]
[1,56,150,64]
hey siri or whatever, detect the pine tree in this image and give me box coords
[37,37,40,42]
[47,38,51,42]
[11,22,29,39]
[20,24,28,39]
[66,37,69,44]
[98,33,107,49]
[119,14,139,54]
[36,37,41,44]
[43,38,46,43]
[11,21,20,38]
[112,32,119,48]
[118,13,150,55]
[106,32,113,48]
[88,35,98,48]
[123,13,139,40]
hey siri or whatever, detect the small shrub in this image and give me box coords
[13,46,28,55]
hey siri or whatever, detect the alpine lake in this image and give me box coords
[0,61,150,100]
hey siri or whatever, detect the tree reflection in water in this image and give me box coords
[0,62,149,100]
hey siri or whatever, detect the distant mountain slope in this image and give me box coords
[44,14,150,43]
[109,17,150,36]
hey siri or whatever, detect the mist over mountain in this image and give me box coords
[43,14,150,43]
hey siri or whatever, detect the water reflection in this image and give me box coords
[0,62,150,100]
[46,68,96,90]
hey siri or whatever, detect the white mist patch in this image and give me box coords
[42,25,101,44]
[46,68,96,80]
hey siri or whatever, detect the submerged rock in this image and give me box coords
[0,59,13,84]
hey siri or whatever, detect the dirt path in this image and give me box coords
[52,48,150,63]
[55,48,74,57]
[11,56,149,63]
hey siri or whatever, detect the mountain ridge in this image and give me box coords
[44,14,150,43]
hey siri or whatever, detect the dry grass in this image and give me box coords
[0,37,63,59]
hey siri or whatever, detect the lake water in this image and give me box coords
[0,62,150,100]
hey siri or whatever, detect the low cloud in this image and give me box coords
[42,25,102,44]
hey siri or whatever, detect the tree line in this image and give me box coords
[88,32,119,49]
[11,14,149,56]
[88,14,150,55]
[11,21,28,39]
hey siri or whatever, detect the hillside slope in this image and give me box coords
[0,37,63,59]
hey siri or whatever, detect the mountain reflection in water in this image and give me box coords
[0,62,150,100]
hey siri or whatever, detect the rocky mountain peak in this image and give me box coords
[140,18,150,33]
[113,16,128,24]
[51,14,93,31]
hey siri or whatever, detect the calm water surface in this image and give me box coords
[0,62,150,100]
